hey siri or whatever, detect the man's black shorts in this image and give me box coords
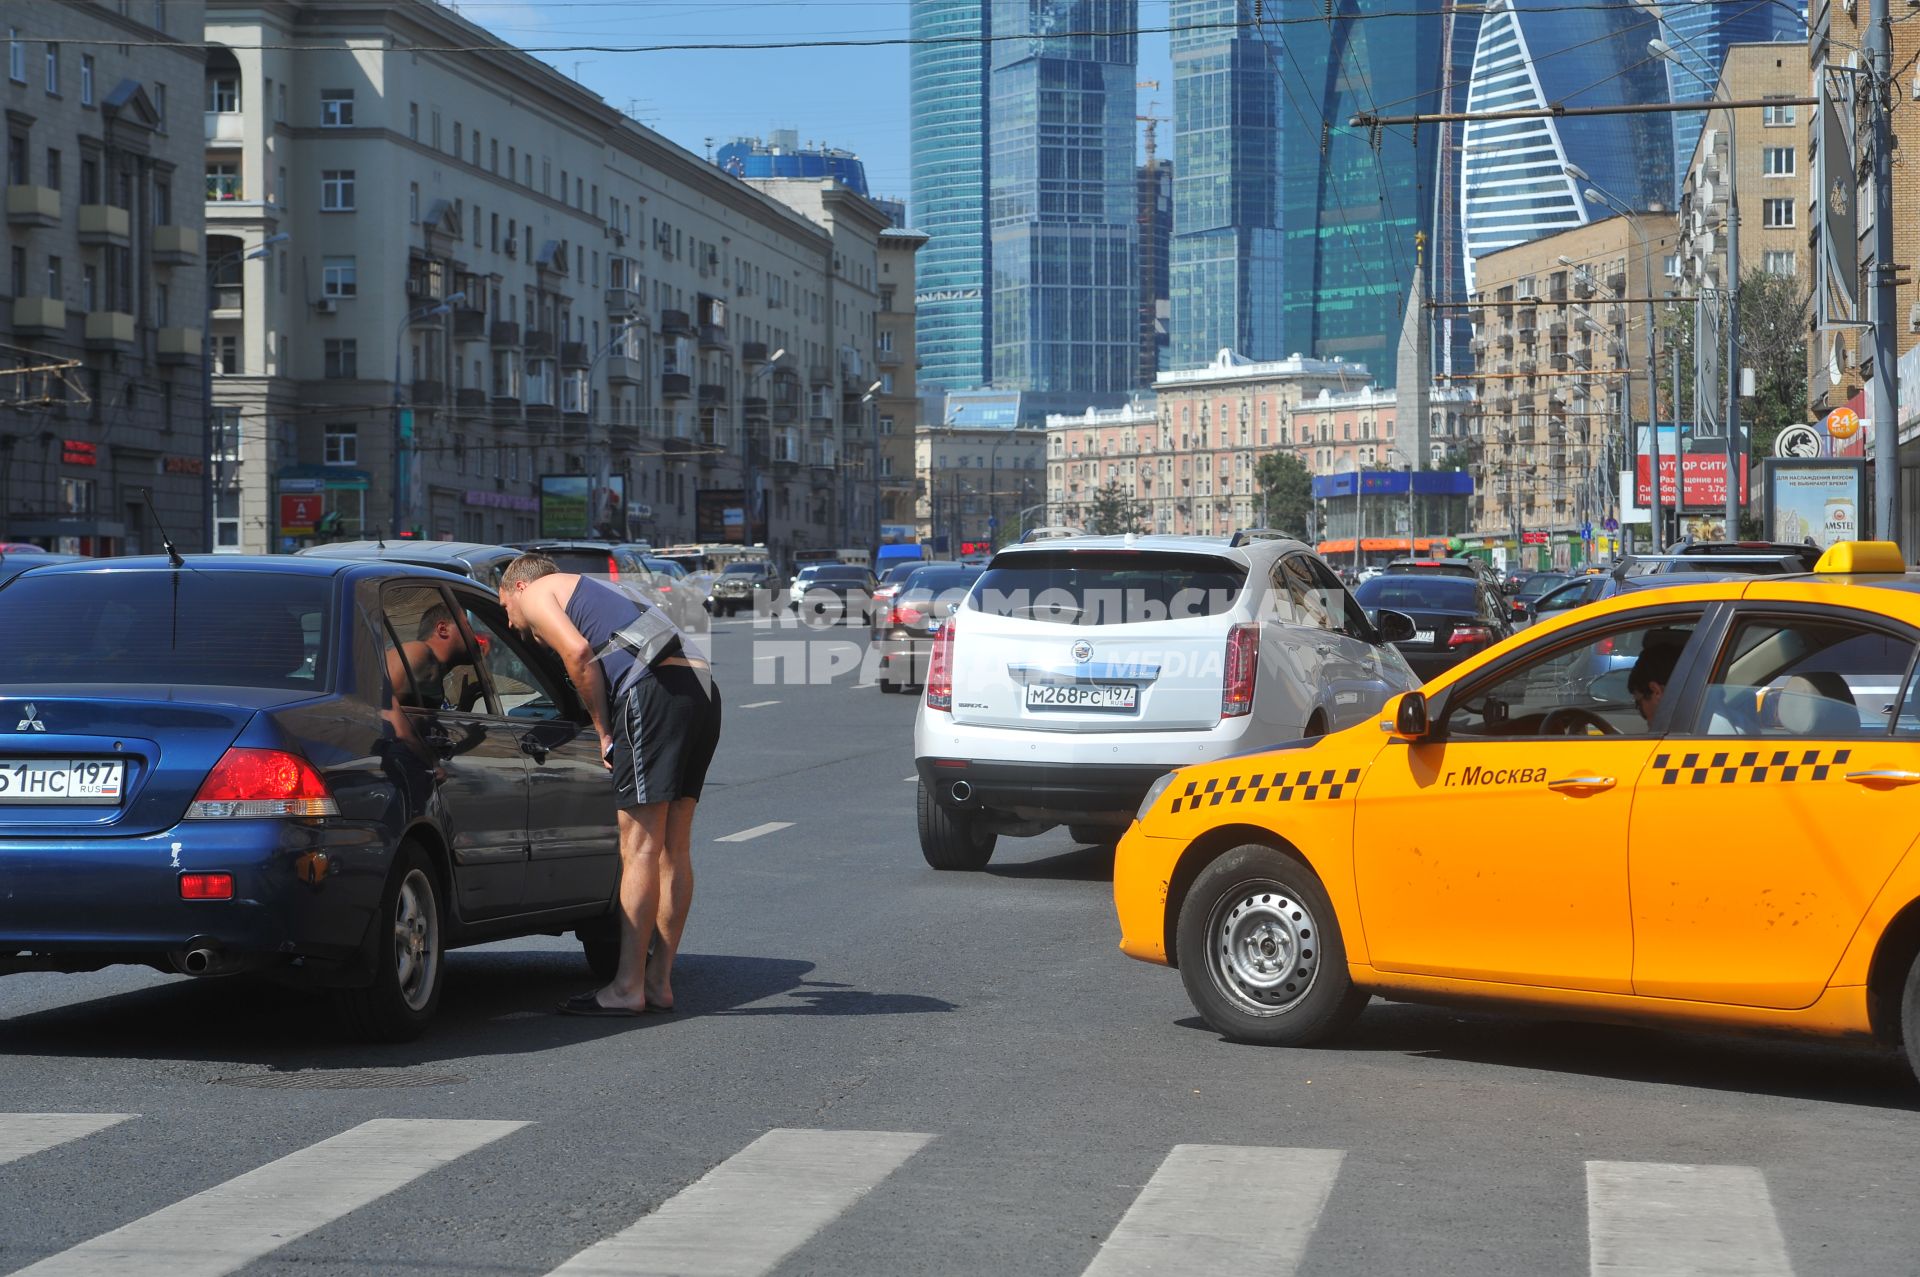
[607,663,723,807]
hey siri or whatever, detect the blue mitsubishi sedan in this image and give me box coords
[0,556,622,1039]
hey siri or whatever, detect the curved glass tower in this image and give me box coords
[1460,0,1674,289]
[911,0,993,391]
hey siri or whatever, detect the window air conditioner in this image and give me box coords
[314,297,338,314]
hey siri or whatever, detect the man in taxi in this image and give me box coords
[1626,643,1681,724]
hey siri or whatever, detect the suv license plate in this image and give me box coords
[0,759,125,804]
[1026,684,1137,711]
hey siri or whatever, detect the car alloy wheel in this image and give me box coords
[1205,882,1320,1015]
[392,868,440,1013]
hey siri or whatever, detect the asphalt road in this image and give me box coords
[4,614,1920,1275]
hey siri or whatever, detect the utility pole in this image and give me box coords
[1867,0,1901,545]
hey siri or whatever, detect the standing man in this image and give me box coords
[498,552,722,1016]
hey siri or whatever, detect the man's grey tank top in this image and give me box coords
[563,575,664,692]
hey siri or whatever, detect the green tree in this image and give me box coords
[1087,481,1147,535]
[1734,267,1810,464]
[1253,452,1314,538]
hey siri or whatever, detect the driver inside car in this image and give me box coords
[1627,642,1683,725]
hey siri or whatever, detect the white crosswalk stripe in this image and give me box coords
[544,1128,932,1277]
[0,1113,133,1167]
[1083,1144,1344,1277]
[1587,1160,1794,1277]
[7,1117,525,1277]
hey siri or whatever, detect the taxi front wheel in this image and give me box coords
[1898,949,1920,1086]
[1176,845,1367,1046]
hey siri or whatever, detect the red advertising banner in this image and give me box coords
[1636,451,1750,508]
[280,493,324,535]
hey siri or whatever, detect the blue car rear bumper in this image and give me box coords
[0,819,389,981]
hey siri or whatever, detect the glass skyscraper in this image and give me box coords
[1460,0,1675,286]
[1661,1,1803,201]
[1168,0,1284,369]
[1167,1,1444,385]
[988,1,1140,395]
[911,1,993,391]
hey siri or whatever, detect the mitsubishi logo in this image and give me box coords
[16,703,44,732]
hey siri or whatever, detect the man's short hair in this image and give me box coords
[499,552,559,592]
[417,603,456,640]
[1627,641,1684,695]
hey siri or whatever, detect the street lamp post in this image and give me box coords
[585,317,645,539]
[390,290,464,538]
[1651,36,1740,538]
[858,380,883,553]
[739,347,788,552]
[203,231,288,551]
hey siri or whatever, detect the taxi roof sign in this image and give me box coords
[1813,540,1906,574]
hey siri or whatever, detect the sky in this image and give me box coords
[462,0,1176,213]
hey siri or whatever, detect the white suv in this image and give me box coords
[912,533,1419,870]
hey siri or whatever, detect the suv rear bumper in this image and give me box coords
[916,757,1169,819]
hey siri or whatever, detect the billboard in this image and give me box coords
[1762,458,1866,548]
[540,474,625,539]
[695,488,764,544]
[1635,426,1749,508]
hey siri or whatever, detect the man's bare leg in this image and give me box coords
[646,797,699,1009]
[600,801,668,1011]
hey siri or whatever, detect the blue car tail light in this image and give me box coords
[186,748,338,820]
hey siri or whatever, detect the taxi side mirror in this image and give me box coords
[1385,690,1430,741]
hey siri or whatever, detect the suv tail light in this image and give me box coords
[1222,622,1258,717]
[926,618,956,711]
[188,747,339,819]
[607,555,620,582]
[1448,623,1494,649]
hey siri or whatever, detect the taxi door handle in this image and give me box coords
[1547,776,1616,795]
[1845,770,1920,788]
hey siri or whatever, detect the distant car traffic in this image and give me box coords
[912,533,1419,870]
[640,556,709,630]
[871,564,983,692]
[0,556,624,1040]
[787,564,879,625]
[706,559,781,617]
[1352,573,1514,680]
[1619,540,1824,579]
[1113,539,1920,1086]
[1506,571,1572,624]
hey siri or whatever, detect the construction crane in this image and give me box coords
[1135,80,1167,168]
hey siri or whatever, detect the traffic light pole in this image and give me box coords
[1867,0,1901,545]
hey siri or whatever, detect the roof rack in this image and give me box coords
[1227,527,1292,548]
[1019,524,1086,543]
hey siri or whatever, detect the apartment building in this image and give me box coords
[1465,213,1678,539]
[1043,351,1473,538]
[913,423,1046,552]
[204,0,887,561]
[875,228,927,536]
[2,3,208,553]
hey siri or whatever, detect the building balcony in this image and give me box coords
[742,395,768,417]
[877,346,902,367]
[698,324,728,351]
[605,286,641,315]
[561,341,590,369]
[205,174,244,203]
[662,372,692,399]
[453,307,487,341]
[457,387,489,409]
[526,403,559,425]
[489,321,520,348]
[5,185,61,228]
[410,380,446,406]
[84,311,136,350]
[524,329,556,357]
[698,383,728,407]
[204,110,245,146]
[661,309,693,337]
[607,355,644,386]
[742,341,770,365]
[156,326,202,365]
[77,204,131,247]
[11,297,65,337]
[150,224,198,265]
[809,364,833,387]
[491,390,522,408]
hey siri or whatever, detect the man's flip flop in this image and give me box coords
[558,992,643,1017]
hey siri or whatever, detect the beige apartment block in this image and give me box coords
[913,423,1046,552]
[1466,213,1678,539]
[1042,351,1473,538]
[204,0,890,561]
[1679,43,1813,296]
[875,228,926,539]
[2,4,209,553]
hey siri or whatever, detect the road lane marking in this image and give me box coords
[10,1118,525,1277]
[1586,1161,1793,1277]
[545,1128,931,1277]
[738,699,781,708]
[902,775,917,782]
[715,822,793,843]
[0,1113,133,1167]
[1082,1145,1343,1277]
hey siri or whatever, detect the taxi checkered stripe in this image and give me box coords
[1168,767,1363,813]
[1651,747,1852,786]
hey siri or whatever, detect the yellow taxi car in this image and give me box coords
[1115,541,1920,1081]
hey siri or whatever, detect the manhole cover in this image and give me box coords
[211,1069,467,1090]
